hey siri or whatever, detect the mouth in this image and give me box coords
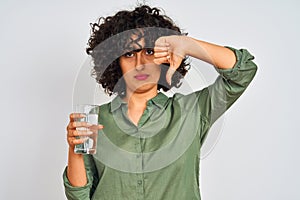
[134,74,149,81]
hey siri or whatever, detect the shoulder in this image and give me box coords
[171,88,209,102]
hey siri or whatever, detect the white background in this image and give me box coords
[0,0,299,199]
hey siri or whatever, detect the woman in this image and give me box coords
[64,5,257,200]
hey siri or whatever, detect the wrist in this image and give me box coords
[172,35,190,58]
[68,147,83,158]
[182,36,198,57]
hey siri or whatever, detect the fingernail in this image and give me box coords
[166,75,171,85]
[80,114,86,118]
[98,125,104,128]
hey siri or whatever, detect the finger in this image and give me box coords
[69,113,86,122]
[153,57,169,65]
[84,124,104,133]
[154,45,169,53]
[68,137,88,146]
[89,124,104,130]
[154,51,169,58]
[68,121,93,129]
[67,122,103,134]
[68,129,93,137]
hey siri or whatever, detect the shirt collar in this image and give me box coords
[110,95,125,112]
[150,92,169,109]
[110,92,169,112]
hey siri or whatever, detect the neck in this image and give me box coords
[124,89,158,109]
[123,87,158,126]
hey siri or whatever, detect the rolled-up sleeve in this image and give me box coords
[197,47,258,143]
[63,155,99,200]
[216,47,258,86]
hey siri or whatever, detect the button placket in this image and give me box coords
[135,128,144,199]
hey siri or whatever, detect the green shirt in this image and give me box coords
[63,47,257,200]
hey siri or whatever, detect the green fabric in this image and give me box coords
[63,47,257,200]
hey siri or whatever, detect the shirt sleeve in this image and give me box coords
[63,154,99,200]
[196,47,258,143]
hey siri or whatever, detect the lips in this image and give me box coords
[134,74,149,80]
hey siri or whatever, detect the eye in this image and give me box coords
[123,51,134,58]
[145,48,154,55]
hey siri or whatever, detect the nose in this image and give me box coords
[135,52,145,71]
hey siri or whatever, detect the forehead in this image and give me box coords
[120,28,159,53]
[129,35,145,48]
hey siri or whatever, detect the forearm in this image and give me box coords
[197,47,257,125]
[183,36,236,69]
[67,147,87,187]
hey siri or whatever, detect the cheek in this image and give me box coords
[147,65,161,83]
[153,65,161,76]
[119,59,133,74]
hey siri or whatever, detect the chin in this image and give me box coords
[129,83,158,94]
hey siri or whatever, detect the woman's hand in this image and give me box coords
[66,113,104,187]
[154,35,187,85]
[66,113,103,150]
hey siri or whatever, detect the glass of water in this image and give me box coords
[73,104,99,154]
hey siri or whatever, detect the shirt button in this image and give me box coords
[136,154,141,158]
[137,180,142,185]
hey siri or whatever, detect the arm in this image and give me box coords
[183,37,236,69]
[67,149,87,186]
[154,35,236,71]
[63,114,102,199]
[66,113,91,187]
[154,35,257,143]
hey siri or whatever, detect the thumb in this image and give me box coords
[166,68,176,86]
[166,52,183,85]
[166,58,176,86]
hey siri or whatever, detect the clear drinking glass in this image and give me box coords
[73,104,99,154]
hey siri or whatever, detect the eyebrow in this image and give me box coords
[132,48,142,53]
[124,48,153,54]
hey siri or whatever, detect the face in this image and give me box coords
[119,36,161,96]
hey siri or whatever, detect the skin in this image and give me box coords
[66,35,236,187]
[120,36,161,125]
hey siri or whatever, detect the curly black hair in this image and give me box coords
[86,5,190,97]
